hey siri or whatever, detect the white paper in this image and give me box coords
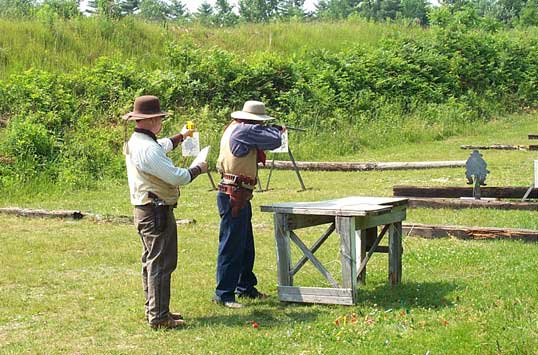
[189,146,210,169]
[182,132,200,157]
[271,130,288,153]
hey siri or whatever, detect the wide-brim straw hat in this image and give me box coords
[231,100,274,121]
[123,95,168,121]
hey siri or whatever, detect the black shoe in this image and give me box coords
[237,289,268,300]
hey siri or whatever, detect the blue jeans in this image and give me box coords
[214,192,258,302]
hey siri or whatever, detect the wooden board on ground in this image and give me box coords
[403,223,538,241]
[393,185,538,199]
[407,197,538,211]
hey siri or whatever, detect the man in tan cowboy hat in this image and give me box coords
[213,100,285,308]
[123,95,208,329]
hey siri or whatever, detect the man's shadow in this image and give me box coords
[194,281,456,328]
[195,307,320,328]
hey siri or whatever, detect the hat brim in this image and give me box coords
[231,111,274,121]
[122,112,168,121]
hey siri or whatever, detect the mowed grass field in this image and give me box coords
[1,113,538,354]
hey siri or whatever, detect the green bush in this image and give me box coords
[1,22,538,187]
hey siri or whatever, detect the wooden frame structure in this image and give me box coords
[261,196,408,305]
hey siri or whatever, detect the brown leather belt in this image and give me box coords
[218,183,253,217]
[221,173,256,189]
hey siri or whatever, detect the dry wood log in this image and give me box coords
[529,145,538,151]
[0,207,195,225]
[259,160,466,171]
[0,207,84,219]
[393,185,538,199]
[460,144,527,150]
[407,197,538,211]
[403,223,538,241]
[528,134,538,140]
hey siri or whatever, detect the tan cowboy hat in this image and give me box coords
[123,95,168,121]
[231,100,274,121]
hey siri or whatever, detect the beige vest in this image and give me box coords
[126,162,179,205]
[217,122,257,181]
[125,133,180,206]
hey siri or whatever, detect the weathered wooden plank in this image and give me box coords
[460,144,527,150]
[393,185,538,199]
[388,223,403,285]
[407,197,538,211]
[336,216,356,301]
[529,134,538,140]
[403,223,538,241]
[274,213,293,287]
[261,203,389,216]
[259,160,466,171]
[286,214,334,230]
[355,207,406,229]
[289,231,340,288]
[278,286,354,305]
[291,223,335,276]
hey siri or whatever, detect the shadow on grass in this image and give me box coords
[356,281,457,310]
[195,304,321,328]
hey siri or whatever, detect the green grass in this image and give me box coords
[0,17,423,80]
[1,112,538,353]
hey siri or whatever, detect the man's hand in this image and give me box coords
[180,124,195,140]
[197,162,208,173]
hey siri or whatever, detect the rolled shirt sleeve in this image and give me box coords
[230,124,282,157]
[136,144,191,186]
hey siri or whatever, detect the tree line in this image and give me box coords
[0,0,537,27]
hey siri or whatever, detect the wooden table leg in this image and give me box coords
[388,222,403,285]
[336,216,357,303]
[274,213,293,287]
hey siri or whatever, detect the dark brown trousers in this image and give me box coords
[134,204,177,325]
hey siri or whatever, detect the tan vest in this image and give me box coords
[217,122,257,182]
[125,133,180,206]
[127,164,179,205]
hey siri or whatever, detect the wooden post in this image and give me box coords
[356,227,377,284]
[337,216,357,302]
[388,222,403,285]
[274,213,293,287]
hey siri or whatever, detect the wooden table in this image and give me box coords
[261,196,408,305]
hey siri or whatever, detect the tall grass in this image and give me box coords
[0,17,424,79]
[0,17,170,79]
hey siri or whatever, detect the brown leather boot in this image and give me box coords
[145,311,183,321]
[150,315,186,330]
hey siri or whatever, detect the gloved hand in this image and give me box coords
[180,124,195,140]
[197,161,208,173]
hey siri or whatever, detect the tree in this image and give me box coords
[520,0,538,26]
[167,0,188,20]
[0,0,35,17]
[400,0,428,24]
[119,0,139,15]
[238,0,280,22]
[38,0,80,19]
[315,0,358,20]
[195,1,214,25]
[86,0,121,17]
[279,0,305,19]
[214,0,238,26]
[378,0,401,20]
[138,0,168,20]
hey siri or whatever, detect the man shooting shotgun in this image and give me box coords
[213,100,286,308]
